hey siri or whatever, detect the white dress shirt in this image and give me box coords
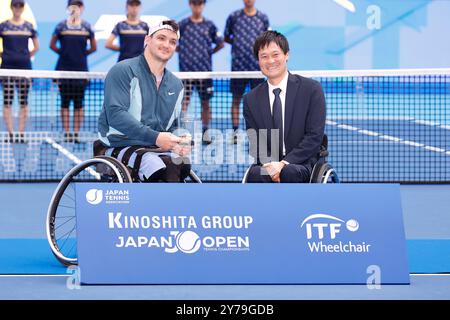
[268,71,289,156]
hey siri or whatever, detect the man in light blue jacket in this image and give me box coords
[98,18,191,182]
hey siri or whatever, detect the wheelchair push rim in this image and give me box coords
[46,157,132,266]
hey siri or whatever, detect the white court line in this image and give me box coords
[410,273,450,276]
[414,119,439,126]
[0,274,68,277]
[337,124,358,131]
[358,130,379,137]
[44,137,100,179]
[327,120,450,156]
[327,118,450,131]
[414,119,450,131]
[329,116,415,121]
[0,274,448,278]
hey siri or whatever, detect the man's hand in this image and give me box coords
[172,134,192,157]
[156,132,181,151]
[262,161,287,183]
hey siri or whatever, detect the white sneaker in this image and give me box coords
[202,130,212,145]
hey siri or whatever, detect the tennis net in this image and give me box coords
[0,68,449,183]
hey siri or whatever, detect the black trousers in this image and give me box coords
[246,163,311,183]
[145,155,191,183]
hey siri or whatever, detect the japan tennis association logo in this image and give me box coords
[165,231,201,254]
[86,189,103,205]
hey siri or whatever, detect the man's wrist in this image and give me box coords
[281,160,289,166]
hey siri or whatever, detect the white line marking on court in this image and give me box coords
[327,118,450,131]
[379,135,402,142]
[329,116,415,121]
[0,274,448,278]
[410,274,450,277]
[0,275,68,277]
[414,119,439,126]
[358,130,379,137]
[333,0,356,13]
[424,146,445,153]
[337,124,358,131]
[413,119,450,131]
[328,120,450,156]
[403,140,425,147]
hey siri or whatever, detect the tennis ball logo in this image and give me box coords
[86,189,103,205]
[175,231,201,254]
[346,219,359,232]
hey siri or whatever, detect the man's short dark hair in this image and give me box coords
[189,0,206,4]
[162,20,179,34]
[253,30,290,59]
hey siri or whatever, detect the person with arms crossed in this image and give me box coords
[0,0,39,143]
[105,0,149,62]
[50,0,96,143]
[243,31,326,183]
[177,0,224,144]
[97,18,191,182]
[224,0,269,143]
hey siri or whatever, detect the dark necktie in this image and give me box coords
[272,88,283,158]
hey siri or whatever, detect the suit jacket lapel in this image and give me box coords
[259,81,273,130]
[284,73,301,142]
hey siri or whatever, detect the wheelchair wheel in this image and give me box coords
[46,156,132,266]
[311,162,339,183]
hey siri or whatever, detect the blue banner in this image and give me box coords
[75,183,409,285]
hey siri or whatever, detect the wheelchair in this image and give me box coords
[46,141,202,266]
[241,135,340,183]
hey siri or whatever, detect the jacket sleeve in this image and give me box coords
[283,82,326,165]
[243,94,260,165]
[103,64,160,145]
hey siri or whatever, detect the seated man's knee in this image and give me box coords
[160,156,191,182]
[142,167,165,182]
[179,161,191,181]
[246,165,272,183]
[280,164,309,183]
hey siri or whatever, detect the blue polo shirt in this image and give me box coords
[178,17,223,72]
[0,20,37,69]
[224,9,269,71]
[112,20,149,62]
[53,20,95,71]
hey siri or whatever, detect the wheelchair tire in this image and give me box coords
[310,162,330,183]
[46,156,132,266]
[314,163,338,184]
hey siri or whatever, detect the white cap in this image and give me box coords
[148,16,180,40]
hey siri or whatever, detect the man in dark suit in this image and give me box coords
[243,30,326,183]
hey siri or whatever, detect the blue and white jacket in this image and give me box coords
[98,54,184,147]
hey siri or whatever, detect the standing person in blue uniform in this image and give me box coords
[177,0,224,144]
[243,31,326,183]
[0,0,39,143]
[105,0,149,62]
[50,0,96,143]
[224,0,269,143]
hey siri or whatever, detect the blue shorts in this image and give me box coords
[182,79,214,101]
[230,78,264,96]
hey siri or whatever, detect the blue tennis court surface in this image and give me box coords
[0,274,449,300]
[1,238,449,275]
